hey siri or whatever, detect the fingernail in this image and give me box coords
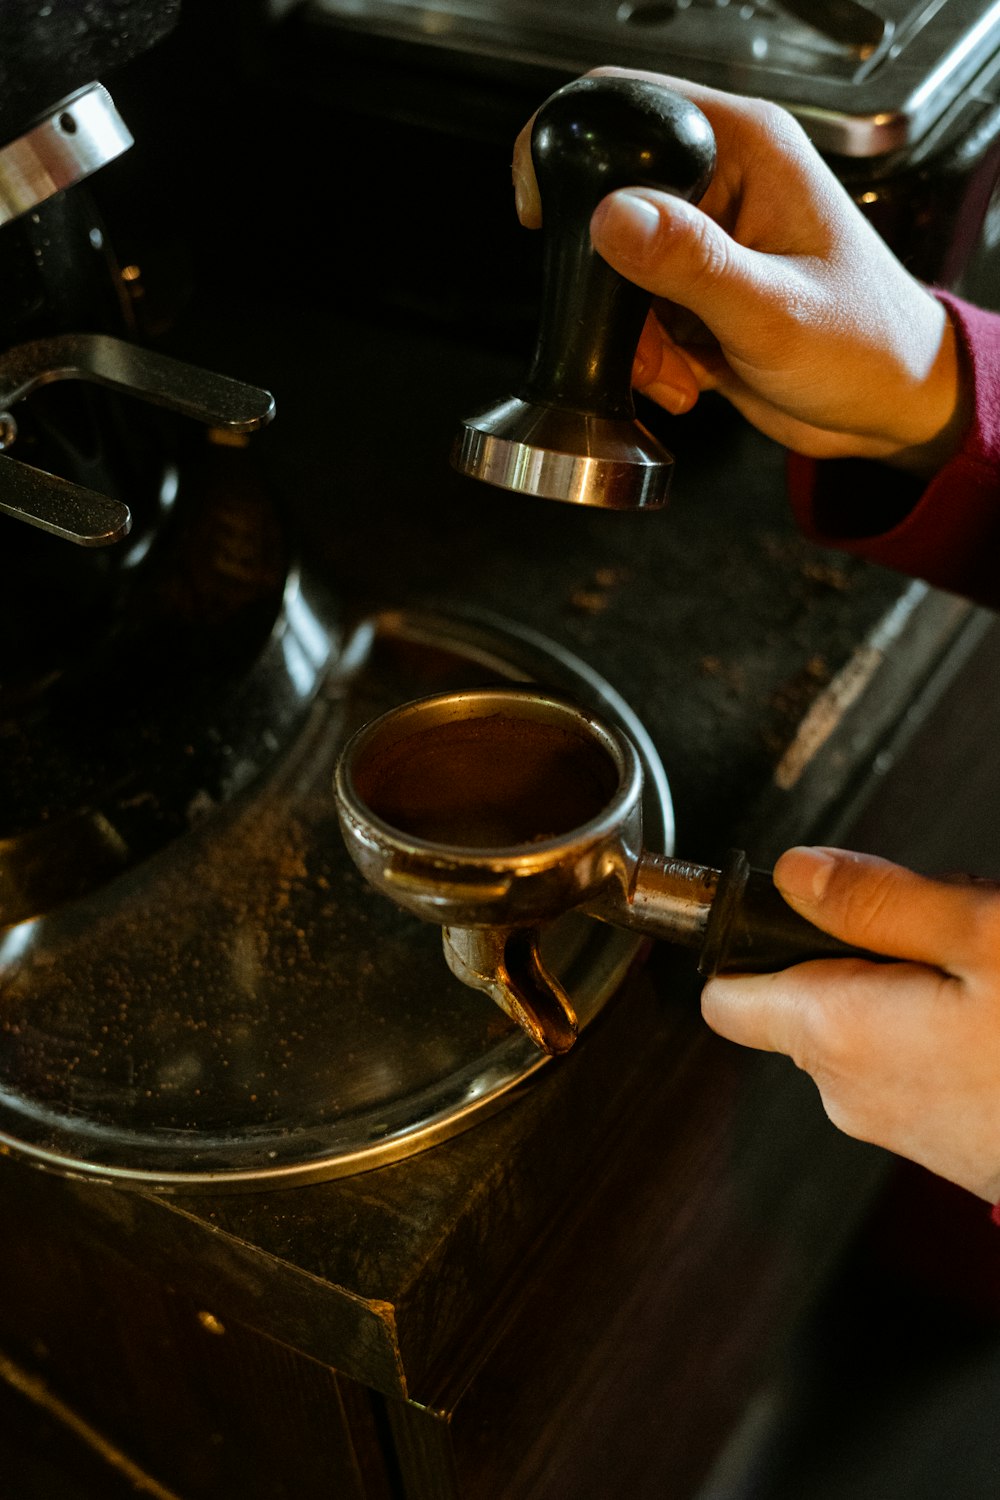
[774,846,837,904]
[649,382,694,415]
[594,191,661,261]
[632,346,656,387]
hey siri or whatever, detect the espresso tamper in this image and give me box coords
[451,74,716,509]
[334,689,876,1054]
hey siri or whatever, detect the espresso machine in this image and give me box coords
[0,0,381,1186]
[3,3,1000,1497]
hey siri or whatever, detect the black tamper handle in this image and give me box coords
[452,76,717,507]
[698,849,880,977]
[525,75,716,417]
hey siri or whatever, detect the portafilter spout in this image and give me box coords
[334,689,876,1055]
[450,74,716,510]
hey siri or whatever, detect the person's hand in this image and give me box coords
[701,846,1000,1202]
[512,68,971,477]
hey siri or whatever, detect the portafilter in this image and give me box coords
[334,689,873,1054]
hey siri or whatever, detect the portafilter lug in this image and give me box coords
[334,689,881,1053]
[0,333,275,545]
[451,73,716,509]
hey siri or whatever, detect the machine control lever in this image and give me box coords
[0,333,275,545]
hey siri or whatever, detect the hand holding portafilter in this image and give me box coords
[450,75,716,509]
[333,690,875,1054]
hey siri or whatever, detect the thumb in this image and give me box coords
[590,188,779,352]
[773,847,985,974]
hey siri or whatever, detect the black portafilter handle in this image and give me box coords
[698,850,881,977]
[451,75,716,509]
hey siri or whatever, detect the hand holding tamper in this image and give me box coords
[450,73,716,509]
[334,690,876,1054]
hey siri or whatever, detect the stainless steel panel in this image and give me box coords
[308,0,1000,153]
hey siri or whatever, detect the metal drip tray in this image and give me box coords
[0,607,673,1191]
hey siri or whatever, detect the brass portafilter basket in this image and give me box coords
[334,689,870,1055]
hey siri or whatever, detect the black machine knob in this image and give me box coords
[451,74,716,509]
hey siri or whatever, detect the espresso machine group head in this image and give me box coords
[451,73,716,511]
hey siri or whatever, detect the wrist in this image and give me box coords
[883,299,972,479]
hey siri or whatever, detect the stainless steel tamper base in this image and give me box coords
[452,397,674,510]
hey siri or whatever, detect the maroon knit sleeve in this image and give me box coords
[787,292,1000,609]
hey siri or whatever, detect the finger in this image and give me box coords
[512,115,541,227]
[704,960,1000,1201]
[511,65,768,230]
[589,189,789,363]
[700,958,888,1061]
[636,329,907,458]
[662,352,895,458]
[519,65,828,243]
[587,64,742,116]
[633,315,701,413]
[585,65,810,173]
[773,846,994,974]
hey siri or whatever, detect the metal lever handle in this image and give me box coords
[0,451,132,547]
[0,334,275,546]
